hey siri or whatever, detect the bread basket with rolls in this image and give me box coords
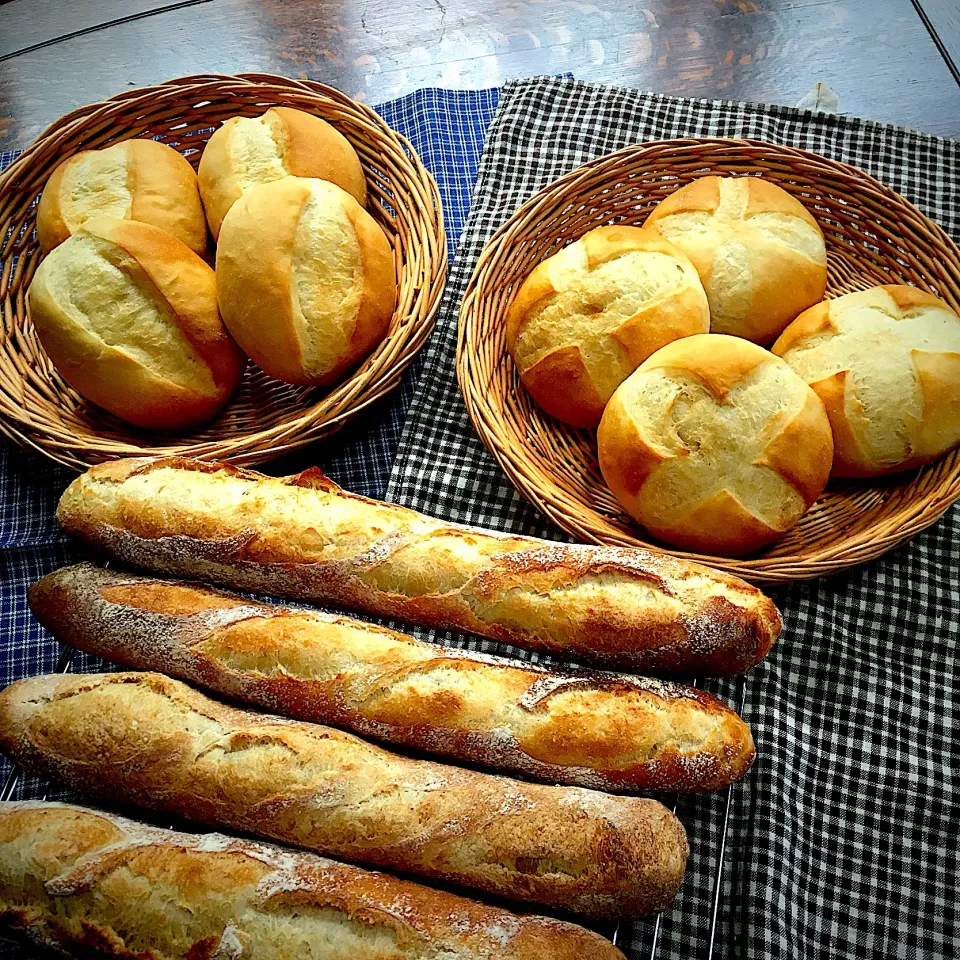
[0,74,446,469]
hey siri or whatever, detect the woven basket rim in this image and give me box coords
[457,136,960,584]
[0,73,446,470]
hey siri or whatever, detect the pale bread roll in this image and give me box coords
[598,334,833,556]
[773,285,960,477]
[36,139,207,256]
[28,218,245,429]
[198,107,367,238]
[216,176,396,386]
[506,226,710,427]
[645,176,828,344]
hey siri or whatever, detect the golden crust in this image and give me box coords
[909,349,960,462]
[29,563,755,794]
[770,300,835,355]
[0,802,627,960]
[35,154,73,253]
[0,673,689,920]
[197,116,244,240]
[520,344,609,427]
[597,392,668,499]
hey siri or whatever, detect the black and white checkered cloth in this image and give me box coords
[386,77,959,960]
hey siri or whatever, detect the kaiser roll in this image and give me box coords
[198,107,367,239]
[644,176,828,345]
[216,176,396,386]
[598,334,833,556]
[27,218,245,429]
[773,285,960,477]
[36,140,207,257]
[506,226,710,428]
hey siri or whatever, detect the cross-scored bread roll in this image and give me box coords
[216,176,396,386]
[772,285,960,477]
[0,672,689,919]
[598,334,833,556]
[645,176,828,344]
[36,139,207,256]
[0,802,626,960]
[55,457,782,675]
[27,218,245,429]
[198,107,367,238]
[29,563,756,793]
[506,226,709,427]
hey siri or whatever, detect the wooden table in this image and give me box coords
[0,0,958,153]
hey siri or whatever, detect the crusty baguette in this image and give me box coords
[30,563,755,793]
[55,457,781,675]
[0,672,688,920]
[0,801,626,960]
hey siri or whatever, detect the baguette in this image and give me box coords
[0,801,626,960]
[56,457,781,675]
[30,563,755,793]
[0,672,688,920]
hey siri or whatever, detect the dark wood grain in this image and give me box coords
[0,0,958,152]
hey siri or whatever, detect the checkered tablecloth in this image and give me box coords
[2,76,959,960]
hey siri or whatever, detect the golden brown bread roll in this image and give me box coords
[506,226,709,427]
[772,285,960,477]
[598,334,833,556]
[29,563,756,793]
[644,176,828,344]
[0,672,689,919]
[0,802,627,960]
[27,218,245,429]
[198,106,367,238]
[216,176,396,385]
[36,139,207,256]
[55,457,782,676]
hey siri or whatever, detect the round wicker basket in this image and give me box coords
[458,138,960,583]
[0,73,446,470]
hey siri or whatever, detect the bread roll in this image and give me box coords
[30,563,756,793]
[55,457,782,675]
[28,218,245,429]
[598,334,833,556]
[772,285,960,477]
[0,802,626,960]
[644,176,827,344]
[198,107,367,239]
[0,672,689,919]
[216,176,396,386]
[506,226,709,427]
[36,139,207,256]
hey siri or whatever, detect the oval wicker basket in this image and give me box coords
[458,138,960,583]
[0,73,446,470]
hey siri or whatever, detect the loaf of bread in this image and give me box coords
[37,139,208,256]
[30,563,755,793]
[773,285,960,477]
[0,672,689,919]
[505,226,709,427]
[644,176,828,344]
[598,334,833,556]
[0,802,626,960]
[55,457,782,675]
[216,176,396,386]
[28,219,245,429]
[199,106,367,239]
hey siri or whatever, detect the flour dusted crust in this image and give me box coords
[29,564,755,793]
[0,672,689,920]
[55,457,781,676]
[0,801,627,959]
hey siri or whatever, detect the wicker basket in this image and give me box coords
[458,138,960,583]
[0,73,446,470]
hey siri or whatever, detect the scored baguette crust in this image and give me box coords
[29,564,755,793]
[0,672,688,920]
[55,457,781,675]
[0,801,626,960]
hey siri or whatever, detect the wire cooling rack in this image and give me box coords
[0,643,746,960]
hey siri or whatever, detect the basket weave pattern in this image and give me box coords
[0,73,446,470]
[458,138,960,583]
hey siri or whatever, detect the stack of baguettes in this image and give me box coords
[0,456,783,960]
